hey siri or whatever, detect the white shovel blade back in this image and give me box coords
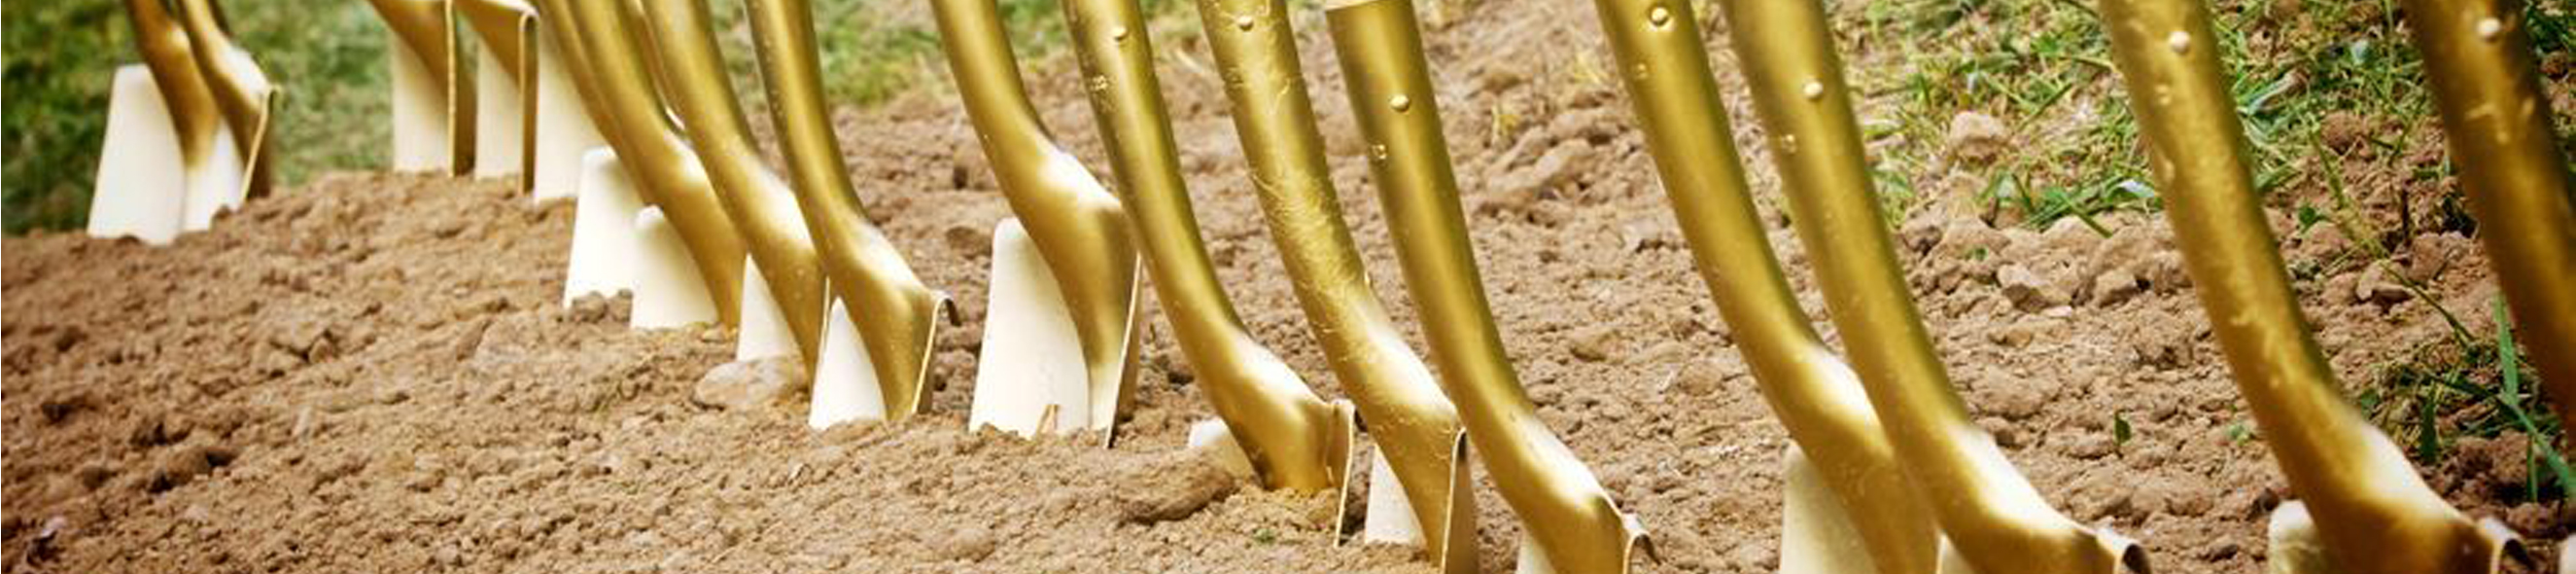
[967,218,1094,436]
[470,47,525,179]
[629,206,718,329]
[810,296,888,429]
[1183,418,1257,479]
[1779,446,1878,574]
[388,38,453,173]
[735,256,799,361]
[563,148,640,304]
[181,123,245,232]
[2264,501,2327,574]
[529,30,603,202]
[1362,448,1426,546]
[88,65,189,245]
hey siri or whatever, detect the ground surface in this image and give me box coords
[4,0,2568,571]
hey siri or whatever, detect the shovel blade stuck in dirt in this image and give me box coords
[2099,0,2521,572]
[88,65,194,245]
[931,0,1144,440]
[563,148,642,305]
[969,219,1097,436]
[369,0,473,174]
[629,206,721,329]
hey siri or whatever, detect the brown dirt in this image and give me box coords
[5,0,2564,571]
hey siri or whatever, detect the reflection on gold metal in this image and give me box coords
[637,0,829,362]
[929,0,1145,433]
[1193,0,1472,549]
[1324,0,1639,570]
[458,0,540,188]
[2099,0,2516,572]
[122,0,229,206]
[1723,0,2147,572]
[540,0,748,326]
[1583,0,1938,570]
[744,0,947,416]
[173,0,278,197]
[2400,0,2576,432]
[1058,0,1358,492]
[367,0,477,173]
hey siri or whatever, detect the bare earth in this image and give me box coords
[5,0,2565,571]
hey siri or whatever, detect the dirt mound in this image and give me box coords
[4,0,2562,570]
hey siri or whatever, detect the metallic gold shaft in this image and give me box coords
[2100,0,2514,572]
[172,0,278,197]
[1057,0,1354,490]
[928,0,1145,431]
[743,0,948,415]
[458,0,540,188]
[2399,0,2576,433]
[368,0,476,173]
[123,0,228,200]
[1584,0,1937,570]
[1725,1,2144,571]
[540,0,749,325]
[1192,0,1474,548]
[1325,0,1638,570]
[638,0,830,363]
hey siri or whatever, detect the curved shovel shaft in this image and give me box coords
[541,0,749,326]
[1718,0,2144,571]
[2398,0,2576,437]
[1324,0,1639,570]
[927,0,1143,433]
[2098,0,2513,572]
[1189,0,1475,549]
[1055,0,1352,491]
[172,0,277,198]
[123,0,228,199]
[1583,0,1937,570]
[746,0,946,416]
[458,0,540,188]
[637,0,831,364]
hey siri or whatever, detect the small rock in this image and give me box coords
[1945,112,2009,165]
[2319,112,2372,151]
[1997,265,2063,310]
[1973,381,2048,421]
[926,524,999,561]
[944,224,991,254]
[2093,269,2143,306]
[1568,325,1619,362]
[2062,432,2118,459]
[1520,140,1598,192]
[1113,453,1239,523]
[2355,274,2413,305]
[1670,359,1727,398]
[690,357,805,412]
[2405,233,2472,283]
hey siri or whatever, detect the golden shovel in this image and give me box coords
[1325,0,1645,570]
[927,0,1145,438]
[2098,0,2521,571]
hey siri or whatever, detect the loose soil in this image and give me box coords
[5,0,2564,571]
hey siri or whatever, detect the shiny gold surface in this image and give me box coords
[1192,0,1473,547]
[458,0,540,188]
[2100,0,2516,572]
[1059,0,1356,491]
[1724,1,2146,572]
[1325,0,1638,570]
[367,0,474,171]
[928,0,1144,433]
[2399,0,2576,434]
[1583,0,1937,570]
[539,0,748,326]
[637,0,829,362]
[123,0,229,203]
[173,0,278,197]
[744,0,947,415]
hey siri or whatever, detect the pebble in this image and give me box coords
[1945,111,2009,165]
[690,357,805,412]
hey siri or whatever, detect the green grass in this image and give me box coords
[2,0,1134,235]
[2360,301,2571,503]
[1845,0,2568,231]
